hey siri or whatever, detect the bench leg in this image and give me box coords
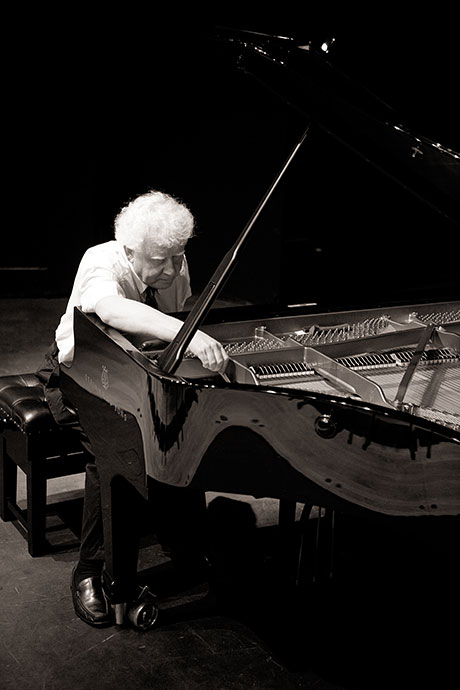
[0,437,18,522]
[26,467,48,557]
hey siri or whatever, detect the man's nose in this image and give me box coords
[163,257,177,274]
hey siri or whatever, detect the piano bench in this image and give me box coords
[0,373,90,557]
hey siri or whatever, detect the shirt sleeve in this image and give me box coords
[77,250,127,313]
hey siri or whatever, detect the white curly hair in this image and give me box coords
[114,190,195,251]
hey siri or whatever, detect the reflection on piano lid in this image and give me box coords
[63,297,460,520]
[214,27,460,228]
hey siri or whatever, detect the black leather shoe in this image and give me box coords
[71,566,112,627]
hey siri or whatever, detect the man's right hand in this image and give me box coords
[189,331,229,374]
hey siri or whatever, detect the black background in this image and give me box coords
[6,9,460,310]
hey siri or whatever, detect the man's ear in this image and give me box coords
[124,246,134,262]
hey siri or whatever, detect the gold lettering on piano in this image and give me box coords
[83,373,128,421]
[101,364,109,390]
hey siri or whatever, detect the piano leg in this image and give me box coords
[295,506,335,586]
[99,473,160,630]
[99,471,208,629]
[100,471,144,625]
[272,501,337,588]
[278,499,302,582]
[315,508,335,582]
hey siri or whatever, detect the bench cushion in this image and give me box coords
[0,374,58,433]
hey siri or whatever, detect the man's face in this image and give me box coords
[125,242,186,289]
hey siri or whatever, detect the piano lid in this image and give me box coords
[214,27,460,228]
[158,26,460,374]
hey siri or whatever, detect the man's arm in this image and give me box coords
[95,295,228,373]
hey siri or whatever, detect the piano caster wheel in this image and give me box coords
[114,602,127,626]
[127,586,159,631]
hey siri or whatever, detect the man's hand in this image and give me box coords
[94,296,229,373]
[189,331,229,374]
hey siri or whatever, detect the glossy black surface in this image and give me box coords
[3,296,459,690]
[217,28,460,226]
[59,302,460,642]
[62,305,460,520]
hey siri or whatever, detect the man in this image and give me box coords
[38,190,228,626]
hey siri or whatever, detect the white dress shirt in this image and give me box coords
[55,240,191,365]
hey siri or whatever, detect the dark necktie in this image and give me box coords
[143,286,158,309]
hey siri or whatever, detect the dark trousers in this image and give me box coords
[36,343,206,565]
[36,343,105,561]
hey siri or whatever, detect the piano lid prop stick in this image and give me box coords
[157,124,311,375]
[394,324,436,406]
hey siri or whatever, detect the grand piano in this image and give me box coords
[60,29,460,627]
